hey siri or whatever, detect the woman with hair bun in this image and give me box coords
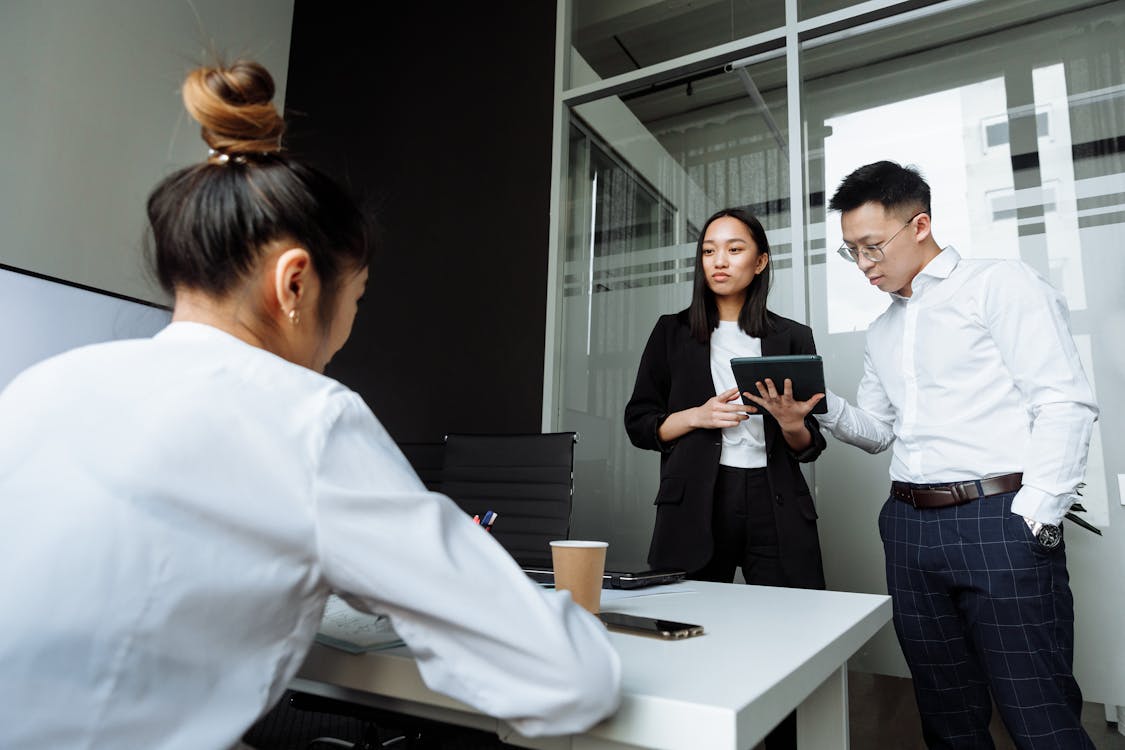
[0,61,619,748]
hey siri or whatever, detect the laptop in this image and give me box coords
[521,563,686,590]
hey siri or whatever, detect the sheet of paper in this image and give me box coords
[315,594,404,654]
[600,583,696,602]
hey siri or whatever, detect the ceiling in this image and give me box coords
[570,0,1115,129]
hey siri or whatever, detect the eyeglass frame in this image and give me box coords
[837,211,926,263]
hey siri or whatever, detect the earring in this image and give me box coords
[288,308,300,326]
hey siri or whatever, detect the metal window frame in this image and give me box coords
[542,0,991,429]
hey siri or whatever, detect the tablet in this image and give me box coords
[730,355,828,414]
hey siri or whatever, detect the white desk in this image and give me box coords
[293,582,891,750]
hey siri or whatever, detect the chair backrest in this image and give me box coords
[396,442,446,493]
[442,432,577,567]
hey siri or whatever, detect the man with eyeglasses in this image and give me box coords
[818,160,1098,748]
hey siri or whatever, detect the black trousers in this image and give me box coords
[691,465,796,750]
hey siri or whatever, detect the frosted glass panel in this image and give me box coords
[551,0,1125,705]
[803,1,1125,694]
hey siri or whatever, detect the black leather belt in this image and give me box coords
[890,472,1023,509]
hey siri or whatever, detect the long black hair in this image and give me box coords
[688,208,773,343]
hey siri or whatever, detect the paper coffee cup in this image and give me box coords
[550,540,608,614]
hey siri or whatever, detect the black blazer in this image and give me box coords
[624,309,827,589]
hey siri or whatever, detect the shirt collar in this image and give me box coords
[154,320,253,348]
[889,246,960,301]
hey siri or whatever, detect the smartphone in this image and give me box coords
[598,612,704,639]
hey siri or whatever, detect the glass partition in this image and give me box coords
[803,0,1125,682]
[551,0,1125,704]
[572,0,784,81]
[798,0,885,21]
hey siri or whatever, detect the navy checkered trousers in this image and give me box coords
[879,490,1095,749]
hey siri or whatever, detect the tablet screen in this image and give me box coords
[730,355,828,414]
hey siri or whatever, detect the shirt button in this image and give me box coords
[775,493,784,506]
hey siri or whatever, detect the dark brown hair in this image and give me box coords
[146,61,372,328]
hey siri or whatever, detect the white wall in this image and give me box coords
[0,0,296,303]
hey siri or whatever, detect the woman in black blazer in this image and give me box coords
[625,207,827,588]
[624,208,826,748]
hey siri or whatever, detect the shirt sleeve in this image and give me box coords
[817,345,896,455]
[784,325,828,462]
[311,392,622,737]
[982,263,1098,525]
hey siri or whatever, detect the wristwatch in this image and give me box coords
[1025,518,1062,549]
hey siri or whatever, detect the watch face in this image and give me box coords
[1037,524,1062,549]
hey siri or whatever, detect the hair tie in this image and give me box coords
[207,148,246,165]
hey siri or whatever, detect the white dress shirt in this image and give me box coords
[0,322,620,749]
[709,321,767,468]
[819,247,1097,525]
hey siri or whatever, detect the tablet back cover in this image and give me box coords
[730,355,828,414]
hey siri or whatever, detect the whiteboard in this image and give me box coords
[0,264,171,392]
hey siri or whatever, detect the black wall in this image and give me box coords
[284,1,556,442]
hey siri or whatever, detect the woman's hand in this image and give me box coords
[657,387,755,443]
[742,378,824,444]
[691,387,756,429]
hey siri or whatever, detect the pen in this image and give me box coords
[472,514,480,525]
[484,511,498,533]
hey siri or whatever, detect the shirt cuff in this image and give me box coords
[819,390,845,429]
[1010,484,1070,526]
[789,439,819,463]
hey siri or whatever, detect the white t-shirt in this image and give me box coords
[709,320,767,468]
[0,321,620,749]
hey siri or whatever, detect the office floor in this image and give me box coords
[248,680,1125,749]
[841,671,1125,750]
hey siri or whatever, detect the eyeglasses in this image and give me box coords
[837,212,924,263]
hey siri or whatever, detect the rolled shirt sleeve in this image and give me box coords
[982,263,1098,525]
[818,346,896,455]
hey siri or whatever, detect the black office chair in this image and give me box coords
[395,441,446,493]
[247,689,513,748]
[441,432,577,567]
[244,691,418,748]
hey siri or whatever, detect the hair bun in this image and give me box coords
[182,60,285,157]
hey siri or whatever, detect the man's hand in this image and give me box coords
[742,377,825,433]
